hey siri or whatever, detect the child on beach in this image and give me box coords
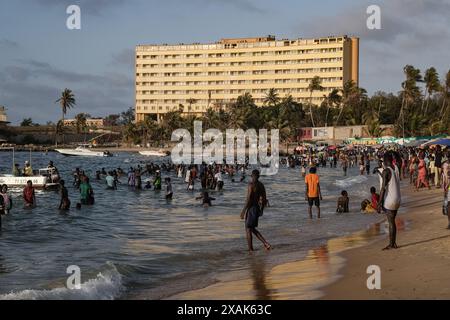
[336,190,349,213]
[361,187,379,213]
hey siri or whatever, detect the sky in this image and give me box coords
[0,0,449,124]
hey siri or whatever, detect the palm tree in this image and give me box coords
[323,89,341,127]
[187,98,197,116]
[335,80,356,126]
[263,88,280,107]
[202,108,220,130]
[440,70,450,117]
[399,65,422,132]
[55,89,76,144]
[74,113,88,134]
[423,67,440,112]
[123,122,139,146]
[54,120,64,146]
[307,76,323,127]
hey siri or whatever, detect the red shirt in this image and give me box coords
[23,186,35,204]
[371,193,379,208]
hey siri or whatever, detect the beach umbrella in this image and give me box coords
[404,140,428,147]
[422,138,450,147]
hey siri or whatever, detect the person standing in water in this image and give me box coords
[153,171,162,191]
[341,156,348,176]
[305,167,322,219]
[58,180,71,210]
[80,176,94,205]
[165,177,173,200]
[240,169,271,252]
[378,152,401,250]
[23,180,36,208]
[1,184,13,215]
[106,171,116,190]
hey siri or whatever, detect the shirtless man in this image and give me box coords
[378,152,402,250]
[240,169,271,252]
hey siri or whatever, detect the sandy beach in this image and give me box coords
[169,183,449,300]
[322,186,450,299]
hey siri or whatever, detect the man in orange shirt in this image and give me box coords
[305,167,322,219]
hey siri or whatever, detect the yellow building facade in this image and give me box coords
[135,35,359,122]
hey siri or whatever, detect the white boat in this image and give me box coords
[0,148,60,189]
[0,169,59,190]
[139,150,168,157]
[55,145,112,157]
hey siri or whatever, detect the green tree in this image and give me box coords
[104,114,120,127]
[187,98,197,115]
[423,67,440,112]
[263,88,280,107]
[398,65,422,137]
[75,113,88,134]
[322,89,341,127]
[20,118,33,127]
[55,89,76,144]
[440,69,450,117]
[120,107,135,125]
[307,76,323,127]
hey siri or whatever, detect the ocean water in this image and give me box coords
[0,151,383,300]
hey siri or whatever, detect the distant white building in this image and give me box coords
[0,106,9,125]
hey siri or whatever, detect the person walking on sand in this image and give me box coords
[305,166,322,219]
[442,157,450,229]
[240,169,271,252]
[416,153,430,191]
[378,152,401,250]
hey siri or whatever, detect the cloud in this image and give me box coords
[295,0,450,93]
[0,39,20,50]
[111,49,135,68]
[0,59,134,123]
[203,0,266,14]
[34,0,130,15]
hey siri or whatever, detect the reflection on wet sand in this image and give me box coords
[172,219,406,300]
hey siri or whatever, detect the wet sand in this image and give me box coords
[322,186,450,299]
[169,184,449,300]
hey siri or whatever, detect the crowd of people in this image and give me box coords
[1,145,449,252]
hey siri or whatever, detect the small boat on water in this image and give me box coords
[55,145,112,157]
[0,148,60,190]
[0,168,60,190]
[139,150,168,157]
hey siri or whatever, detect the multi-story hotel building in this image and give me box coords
[135,35,359,122]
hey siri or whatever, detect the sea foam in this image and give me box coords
[334,175,368,188]
[0,263,124,300]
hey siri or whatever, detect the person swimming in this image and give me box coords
[336,190,349,213]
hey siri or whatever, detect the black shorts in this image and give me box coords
[308,197,320,207]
